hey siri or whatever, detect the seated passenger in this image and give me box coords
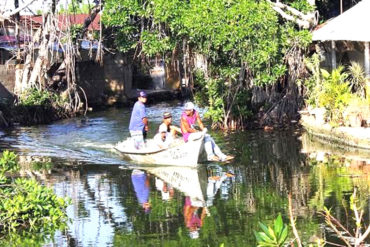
[159,112,182,138]
[154,124,174,149]
[180,102,234,162]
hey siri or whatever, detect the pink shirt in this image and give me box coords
[181,110,198,142]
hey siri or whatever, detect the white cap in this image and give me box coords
[184,102,195,110]
[189,230,199,239]
[159,124,167,133]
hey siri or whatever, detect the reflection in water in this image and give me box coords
[0,105,369,246]
[131,169,151,213]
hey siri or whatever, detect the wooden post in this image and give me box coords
[364,42,370,78]
[331,41,336,70]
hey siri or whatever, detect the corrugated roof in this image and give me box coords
[312,0,370,42]
[23,14,101,31]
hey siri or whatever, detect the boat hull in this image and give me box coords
[115,133,205,167]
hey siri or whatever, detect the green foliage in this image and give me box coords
[0,178,69,232]
[254,214,288,247]
[0,151,69,235]
[194,66,252,128]
[70,24,83,42]
[318,67,352,124]
[18,88,61,107]
[140,30,175,57]
[103,0,312,127]
[304,60,355,125]
[0,150,18,174]
[304,53,322,107]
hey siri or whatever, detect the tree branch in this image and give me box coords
[267,0,317,29]
[0,0,38,20]
[77,1,104,41]
[355,225,370,246]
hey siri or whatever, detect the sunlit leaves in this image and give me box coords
[254,214,288,247]
[0,151,69,237]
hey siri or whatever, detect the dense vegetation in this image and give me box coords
[0,151,69,245]
[103,0,312,129]
[304,55,370,126]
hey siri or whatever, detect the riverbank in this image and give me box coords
[300,114,370,150]
[0,89,183,129]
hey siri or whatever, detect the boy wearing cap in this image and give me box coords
[129,91,149,149]
[159,112,182,138]
[154,124,174,149]
[180,102,234,162]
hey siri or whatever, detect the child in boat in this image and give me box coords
[153,124,174,149]
[180,102,234,162]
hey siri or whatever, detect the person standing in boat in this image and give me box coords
[129,91,149,149]
[154,124,174,149]
[159,112,182,138]
[180,102,234,162]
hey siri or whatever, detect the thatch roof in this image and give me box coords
[312,0,370,42]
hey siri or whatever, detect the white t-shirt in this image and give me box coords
[153,132,174,149]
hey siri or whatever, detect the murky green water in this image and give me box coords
[0,101,369,246]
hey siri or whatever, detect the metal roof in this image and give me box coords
[312,0,370,42]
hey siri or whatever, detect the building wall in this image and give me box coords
[0,64,15,101]
[77,52,133,106]
[0,53,133,106]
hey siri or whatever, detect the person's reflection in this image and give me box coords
[131,169,151,213]
[183,196,207,239]
[206,165,235,206]
[155,177,175,201]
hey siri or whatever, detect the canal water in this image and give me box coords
[0,101,369,246]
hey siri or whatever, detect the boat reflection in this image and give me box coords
[135,164,236,238]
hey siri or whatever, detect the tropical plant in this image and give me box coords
[317,67,352,125]
[254,214,288,247]
[348,61,366,98]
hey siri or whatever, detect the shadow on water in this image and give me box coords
[0,103,369,246]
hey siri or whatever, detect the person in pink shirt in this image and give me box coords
[180,102,234,162]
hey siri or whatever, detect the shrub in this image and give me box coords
[0,151,69,234]
[318,67,352,125]
[0,150,18,174]
[18,88,60,107]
